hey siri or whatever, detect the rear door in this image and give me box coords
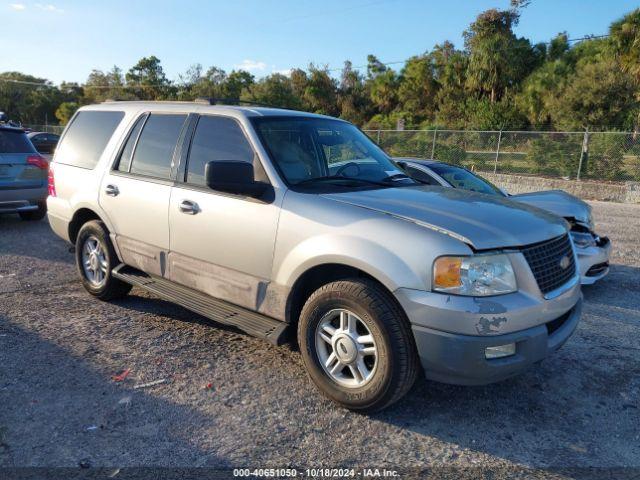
[99,112,188,277]
[0,128,43,190]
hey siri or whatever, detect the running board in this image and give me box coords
[112,264,289,346]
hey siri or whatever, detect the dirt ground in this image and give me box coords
[0,201,638,476]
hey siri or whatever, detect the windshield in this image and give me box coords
[429,164,504,196]
[252,116,414,188]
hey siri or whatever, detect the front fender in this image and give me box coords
[274,234,420,292]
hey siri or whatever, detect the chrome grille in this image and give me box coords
[520,234,576,295]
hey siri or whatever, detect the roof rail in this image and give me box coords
[194,97,283,109]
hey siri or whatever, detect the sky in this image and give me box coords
[1,0,638,85]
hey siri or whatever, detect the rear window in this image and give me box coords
[0,129,36,153]
[55,110,125,169]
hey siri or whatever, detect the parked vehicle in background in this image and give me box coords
[396,158,611,285]
[48,101,582,411]
[0,125,48,220]
[27,131,60,155]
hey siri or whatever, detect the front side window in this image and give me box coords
[186,115,254,186]
[252,116,415,188]
[129,114,186,179]
[428,164,503,196]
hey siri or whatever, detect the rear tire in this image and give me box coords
[298,278,419,412]
[19,202,46,221]
[75,220,131,301]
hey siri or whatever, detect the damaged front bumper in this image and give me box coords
[395,264,582,385]
[576,235,611,285]
[409,297,582,385]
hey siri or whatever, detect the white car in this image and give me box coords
[396,158,611,285]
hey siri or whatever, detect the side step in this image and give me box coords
[112,265,289,346]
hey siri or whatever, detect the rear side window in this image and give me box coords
[186,115,254,186]
[116,115,147,172]
[129,114,186,179]
[55,111,124,169]
[0,130,36,153]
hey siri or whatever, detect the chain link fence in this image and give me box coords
[367,129,640,183]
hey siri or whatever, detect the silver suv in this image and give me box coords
[48,101,582,411]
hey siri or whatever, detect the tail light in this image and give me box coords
[27,155,49,170]
[48,163,56,197]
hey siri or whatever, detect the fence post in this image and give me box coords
[376,129,381,144]
[493,129,503,174]
[577,127,589,181]
[430,127,438,159]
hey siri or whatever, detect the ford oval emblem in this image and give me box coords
[559,255,571,269]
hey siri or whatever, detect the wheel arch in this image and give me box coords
[68,208,106,244]
[285,263,404,329]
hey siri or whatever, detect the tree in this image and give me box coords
[610,9,640,82]
[55,102,79,125]
[0,72,63,124]
[242,73,302,109]
[397,55,437,124]
[464,7,538,103]
[126,56,171,100]
[303,65,338,115]
[549,58,638,130]
[337,61,371,125]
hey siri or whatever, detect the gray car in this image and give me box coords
[47,102,582,411]
[0,125,49,220]
[396,158,611,285]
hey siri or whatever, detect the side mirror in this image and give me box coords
[205,161,268,198]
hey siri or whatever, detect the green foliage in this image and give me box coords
[2,5,640,133]
[55,102,79,125]
[525,136,581,177]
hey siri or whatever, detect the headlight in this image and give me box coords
[433,254,517,296]
[570,231,596,249]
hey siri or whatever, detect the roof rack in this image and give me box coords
[194,97,282,109]
[101,97,285,110]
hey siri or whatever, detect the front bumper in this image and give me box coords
[410,298,582,385]
[576,236,611,285]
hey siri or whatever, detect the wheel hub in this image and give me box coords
[333,334,358,363]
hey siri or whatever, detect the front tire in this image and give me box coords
[75,220,131,301]
[298,278,419,412]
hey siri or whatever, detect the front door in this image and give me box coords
[168,114,281,313]
[100,112,188,277]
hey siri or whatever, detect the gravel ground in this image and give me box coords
[0,201,639,475]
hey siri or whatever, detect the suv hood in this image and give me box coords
[323,186,567,250]
[509,190,592,228]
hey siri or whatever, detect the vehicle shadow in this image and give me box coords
[0,315,230,469]
[368,262,640,468]
[0,215,72,265]
[111,292,254,340]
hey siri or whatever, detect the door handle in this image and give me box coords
[105,184,119,197]
[179,199,199,215]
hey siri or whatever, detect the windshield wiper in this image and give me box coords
[295,175,389,187]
